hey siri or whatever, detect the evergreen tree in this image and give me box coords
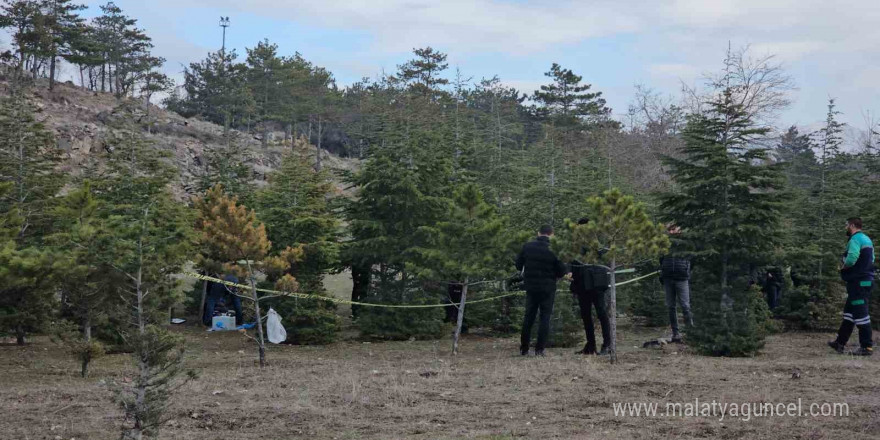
[0,80,63,344]
[409,183,513,353]
[246,39,286,146]
[194,185,301,366]
[165,49,254,132]
[49,182,118,377]
[39,0,86,90]
[660,75,785,356]
[255,152,341,344]
[533,63,613,127]
[562,189,669,362]
[396,46,449,99]
[347,135,453,340]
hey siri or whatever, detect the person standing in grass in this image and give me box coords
[829,217,874,356]
[659,224,693,343]
[570,217,611,355]
[516,225,568,356]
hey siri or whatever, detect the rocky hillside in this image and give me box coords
[9,79,358,199]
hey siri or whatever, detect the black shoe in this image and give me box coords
[520,348,529,356]
[671,334,683,344]
[597,346,610,356]
[577,344,596,355]
[827,340,845,354]
[535,350,546,357]
[850,346,873,356]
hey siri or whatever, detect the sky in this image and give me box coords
[52,1,880,136]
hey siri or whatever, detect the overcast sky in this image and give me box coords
[69,1,880,133]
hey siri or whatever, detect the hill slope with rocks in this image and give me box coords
[7,79,358,199]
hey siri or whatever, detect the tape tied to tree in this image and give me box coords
[185,270,660,309]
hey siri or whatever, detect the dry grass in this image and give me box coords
[2,320,879,440]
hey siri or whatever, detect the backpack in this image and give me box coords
[575,263,611,292]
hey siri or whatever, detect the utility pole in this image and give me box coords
[219,16,230,53]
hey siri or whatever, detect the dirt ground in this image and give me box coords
[2,317,879,440]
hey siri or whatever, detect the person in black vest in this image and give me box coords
[659,225,692,343]
[516,225,568,356]
[570,217,611,355]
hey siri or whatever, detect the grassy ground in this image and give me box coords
[2,274,878,439]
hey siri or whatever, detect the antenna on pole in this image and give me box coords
[219,16,230,53]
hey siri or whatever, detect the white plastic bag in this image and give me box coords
[266,308,287,344]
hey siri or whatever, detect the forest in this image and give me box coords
[1,1,880,439]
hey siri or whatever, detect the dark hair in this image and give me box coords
[847,217,863,229]
[539,224,554,235]
[577,217,590,225]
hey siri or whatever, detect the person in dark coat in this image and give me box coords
[203,274,244,326]
[762,266,784,310]
[516,225,568,356]
[659,225,693,343]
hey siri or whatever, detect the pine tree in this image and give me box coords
[39,0,86,90]
[246,39,286,146]
[347,135,453,340]
[408,183,513,353]
[110,190,194,440]
[533,63,613,127]
[255,152,341,344]
[194,185,301,366]
[397,46,449,99]
[49,181,118,377]
[0,79,63,344]
[165,49,254,132]
[562,189,669,363]
[660,78,785,356]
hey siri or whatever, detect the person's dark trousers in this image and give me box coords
[835,281,873,348]
[520,286,556,353]
[765,285,781,310]
[576,289,610,351]
[229,295,243,326]
[664,279,693,337]
[203,297,217,326]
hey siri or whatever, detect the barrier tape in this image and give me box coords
[185,270,660,309]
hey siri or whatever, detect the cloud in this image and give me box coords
[750,41,829,63]
[176,0,646,55]
[648,63,702,81]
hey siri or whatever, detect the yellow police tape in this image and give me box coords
[186,270,660,309]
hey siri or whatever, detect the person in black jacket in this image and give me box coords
[762,266,784,310]
[659,225,692,343]
[570,217,611,355]
[516,225,568,356]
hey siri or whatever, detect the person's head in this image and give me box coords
[666,223,681,236]
[538,224,554,237]
[577,217,590,226]
[846,217,863,236]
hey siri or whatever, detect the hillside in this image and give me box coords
[6,79,359,199]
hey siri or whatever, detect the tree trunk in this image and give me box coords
[81,314,92,378]
[198,280,208,326]
[608,260,618,364]
[247,262,267,367]
[49,56,56,91]
[452,280,468,355]
[315,118,323,171]
[15,325,26,345]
